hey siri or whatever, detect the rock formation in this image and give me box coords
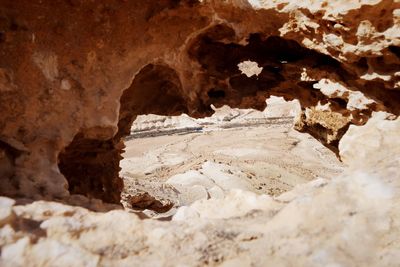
[0,0,399,206]
[0,0,400,265]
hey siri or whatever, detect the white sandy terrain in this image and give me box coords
[120,101,342,217]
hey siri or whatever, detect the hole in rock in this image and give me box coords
[58,64,188,204]
[58,135,123,203]
[116,32,370,216]
[330,97,348,109]
[59,31,368,212]
[208,88,226,99]
[187,28,359,156]
[0,140,21,196]
[388,45,400,58]
[188,28,344,112]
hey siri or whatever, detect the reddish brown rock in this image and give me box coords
[0,0,399,202]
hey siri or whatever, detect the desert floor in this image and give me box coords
[121,117,343,218]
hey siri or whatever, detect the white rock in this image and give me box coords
[0,197,15,227]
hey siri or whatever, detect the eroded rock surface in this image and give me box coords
[0,0,399,201]
[0,1,400,265]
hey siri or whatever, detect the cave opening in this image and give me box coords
[117,32,350,215]
[58,64,188,204]
[58,31,369,208]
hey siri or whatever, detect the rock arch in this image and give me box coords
[58,64,188,203]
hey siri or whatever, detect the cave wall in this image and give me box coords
[0,0,399,202]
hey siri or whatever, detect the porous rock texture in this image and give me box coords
[1,0,399,202]
[0,0,400,265]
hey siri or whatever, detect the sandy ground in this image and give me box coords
[120,118,343,218]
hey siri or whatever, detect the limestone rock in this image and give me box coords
[0,197,15,227]
[0,0,398,200]
[339,111,400,168]
[0,1,399,265]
